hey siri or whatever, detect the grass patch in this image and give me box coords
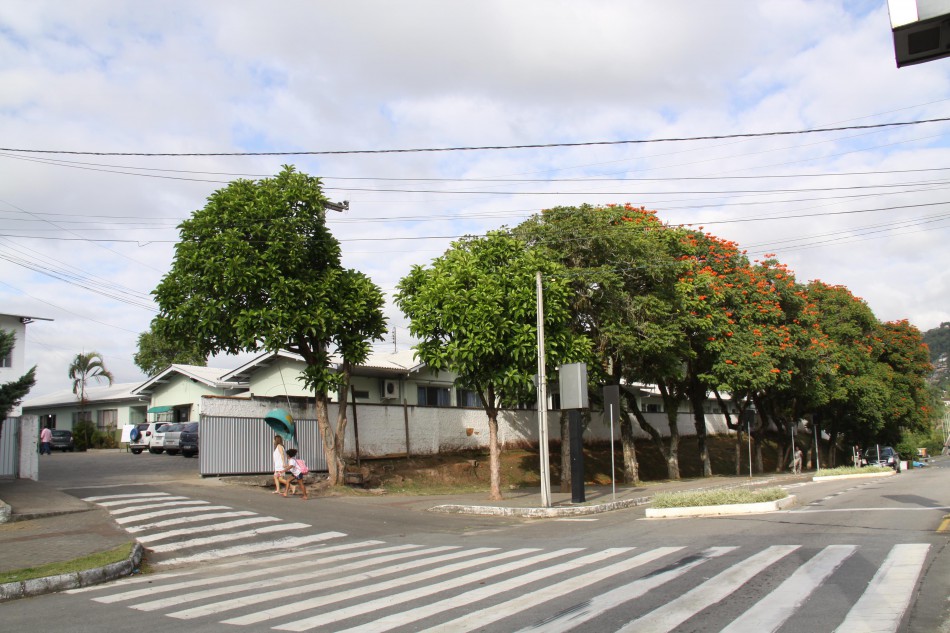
[0,542,134,584]
[816,465,891,476]
[651,487,787,509]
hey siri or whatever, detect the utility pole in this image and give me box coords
[536,272,552,508]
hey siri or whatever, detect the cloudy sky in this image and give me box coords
[2,0,949,399]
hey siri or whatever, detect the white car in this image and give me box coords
[129,422,169,455]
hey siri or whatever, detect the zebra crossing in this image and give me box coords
[75,492,931,632]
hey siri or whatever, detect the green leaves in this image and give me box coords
[152,166,386,396]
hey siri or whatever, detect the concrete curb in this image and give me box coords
[429,496,653,518]
[645,494,798,519]
[812,470,896,482]
[0,542,144,603]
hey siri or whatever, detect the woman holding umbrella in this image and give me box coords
[272,435,291,493]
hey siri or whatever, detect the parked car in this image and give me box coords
[148,423,172,454]
[178,422,200,458]
[864,446,901,471]
[129,422,168,455]
[162,422,196,456]
[49,429,75,452]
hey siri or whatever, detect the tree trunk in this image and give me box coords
[330,364,352,484]
[688,377,711,477]
[314,390,341,485]
[622,389,677,480]
[619,412,639,485]
[559,410,571,492]
[488,413,502,501]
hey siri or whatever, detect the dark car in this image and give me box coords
[179,422,199,458]
[864,446,901,471]
[49,429,75,452]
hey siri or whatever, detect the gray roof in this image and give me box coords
[22,382,145,409]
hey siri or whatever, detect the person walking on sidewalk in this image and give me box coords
[792,446,803,474]
[272,435,290,494]
[39,426,52,455]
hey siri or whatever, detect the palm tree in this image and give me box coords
[68,351,114,448]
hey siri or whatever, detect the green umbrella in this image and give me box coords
[264,408,296,442]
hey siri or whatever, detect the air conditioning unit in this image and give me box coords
[382,379,399,400]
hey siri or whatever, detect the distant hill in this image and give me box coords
[923,322,950,392]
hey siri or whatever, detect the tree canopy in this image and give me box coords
[396,230,588,500]
[134,320,207,376]
[152,166,386,484]
[0,329,36,421]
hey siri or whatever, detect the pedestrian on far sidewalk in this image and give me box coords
[39,426,52,455]
[792,446,803,474]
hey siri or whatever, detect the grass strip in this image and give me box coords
[0,542,134,584]
[815,466,892,476]
[651,487,787,509]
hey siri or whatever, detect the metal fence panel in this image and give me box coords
[199,416,327,476]
[0,418,18,478]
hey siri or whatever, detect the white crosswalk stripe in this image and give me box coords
[834,543,930,633]
[77,494,932,633]
[83,492,324,565]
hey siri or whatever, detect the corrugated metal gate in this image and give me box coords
[199,416,328,477]
[0,418,19,478]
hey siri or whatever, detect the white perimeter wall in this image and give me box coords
[202,396,735,458]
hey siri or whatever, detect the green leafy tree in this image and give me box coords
[134,320,207,376]
[516,204,696,481]
[396,231,588,500]
[0,329,36,422]
[152,166,386,485]
[68,350,114,449]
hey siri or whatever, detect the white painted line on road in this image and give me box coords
[209,539,387,570]
[124,510,257,532]
[156,532,347,567]
[343,548,636,633]
[226,547,541,626]
[136,516,282,544]
[720,544,857,633]
[94,540,401,604]
[619,545,800,633]
[147,522,311,553]
[273,548,580,632]
[514,547,736,633]
[109,500,211,515]
[82,492,172,503]
[94,496,190,507]
[834,543,930,633]
[175,546,490,620]
[555,518,599,522]
[114,505,234,524]
[789,507,950,513]
[420,547,684,633]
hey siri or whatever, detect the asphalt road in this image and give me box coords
[2,450,948,632]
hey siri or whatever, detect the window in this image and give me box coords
[72,411,93,425]
[98,409,118,432]
[0,348,11,368]
[645,403,662,413]
[352,390,370,400]
[456,389,481,408]
[417,386,450,407]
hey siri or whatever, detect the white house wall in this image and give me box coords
[201,395,736,460]
[150,374,231,418]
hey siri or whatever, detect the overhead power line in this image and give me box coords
[2,117,949,157]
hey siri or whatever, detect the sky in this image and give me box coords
[2,0,949,399]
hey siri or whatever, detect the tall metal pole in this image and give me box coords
[747,418,752,482]
[536,272,552,508]
[609,403,616,501]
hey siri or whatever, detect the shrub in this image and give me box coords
[651,487,787,509]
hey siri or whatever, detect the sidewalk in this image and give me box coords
[0,479,143,602]
[0,472,803,602]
